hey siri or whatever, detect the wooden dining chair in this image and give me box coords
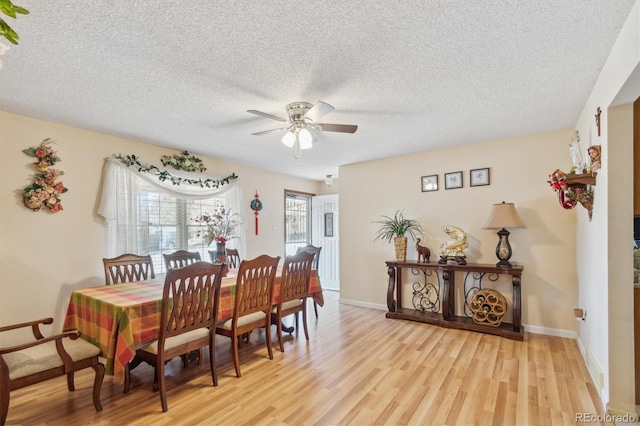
[134,261,224,412]
[163,250,201,269]
[271,251,314,352]
[216,254,280,378]
[225,248,241,269]
[296,244,322,318]
[102,253,155,285]
[0,318,104,425]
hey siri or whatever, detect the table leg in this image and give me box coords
[512,274,521,332]
[442,269,454,321]
[282,322,295,333]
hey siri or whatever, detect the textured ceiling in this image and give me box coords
[0,1,635,181]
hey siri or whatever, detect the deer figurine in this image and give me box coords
[415,238,431,263]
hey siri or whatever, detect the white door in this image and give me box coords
[311,194,339,291]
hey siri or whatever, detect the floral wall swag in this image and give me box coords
[116,154,237,188]
[160,150,207,173]
[547,168,594,219]
[22,138,68,213]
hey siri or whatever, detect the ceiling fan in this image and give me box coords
[247,101,358,157]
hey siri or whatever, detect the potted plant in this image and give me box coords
[373,210,423,261]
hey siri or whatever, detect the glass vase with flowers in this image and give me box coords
[193,206,243,270]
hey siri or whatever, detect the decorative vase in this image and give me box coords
[393,236,407,262]
[215,241,226,263]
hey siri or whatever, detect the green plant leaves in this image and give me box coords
[373,210,424,242]
[0,0,29,45]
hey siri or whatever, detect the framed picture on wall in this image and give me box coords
[421,175,438,192]
[470,168,490,187]
[324,212,334,237]
[444,171,463,189]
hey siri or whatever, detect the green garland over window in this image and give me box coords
[116,154,237,188]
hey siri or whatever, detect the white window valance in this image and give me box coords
[98,157,246,258]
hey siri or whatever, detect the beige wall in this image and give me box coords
[339,129,579,333]
[0,110,321,345]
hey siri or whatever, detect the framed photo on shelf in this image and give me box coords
[324,212,334,237]
[421,175,438,192]
[470,168,490,187]
[444,171,463,190]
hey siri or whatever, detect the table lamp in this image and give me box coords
[483,202,525,267]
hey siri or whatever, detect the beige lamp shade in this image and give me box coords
[483,202,525,230]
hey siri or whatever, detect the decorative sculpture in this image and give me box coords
[415,238,431,263]
[587,145,601,172]
[437,225,468,265]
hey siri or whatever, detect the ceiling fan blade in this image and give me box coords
[316,123,358,133]
[247,110,287,122]
[304,101,335,123]
[251,127,287,136]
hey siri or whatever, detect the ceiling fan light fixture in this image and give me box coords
[281,130,296,148]
[298,127,313,149]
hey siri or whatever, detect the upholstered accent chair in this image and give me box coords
[0,318,104,425]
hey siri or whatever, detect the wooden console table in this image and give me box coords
[386,260,524,340]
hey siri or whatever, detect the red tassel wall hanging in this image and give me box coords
[250,190,263,235]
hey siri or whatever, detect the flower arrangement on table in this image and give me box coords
[22,139,68,213]
[193,206,243,246]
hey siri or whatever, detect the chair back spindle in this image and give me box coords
[163,250,201,270]
[103,254,155,285]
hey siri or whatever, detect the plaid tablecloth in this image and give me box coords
[63,271,323,383]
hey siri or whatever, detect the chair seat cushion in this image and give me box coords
[4,337,100,380]
[273,299,303,313]
[138,328,210,355]
[218,311,266,330]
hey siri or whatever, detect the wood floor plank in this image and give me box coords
[3,291,608,425]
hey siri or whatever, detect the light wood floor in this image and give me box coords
[5,291,606,425]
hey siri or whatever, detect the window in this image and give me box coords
[99,158,245,275]
[138,190,224,273]
[284,191,312,256]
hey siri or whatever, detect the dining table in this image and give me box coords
[63,269,323,383]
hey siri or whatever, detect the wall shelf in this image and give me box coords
[564,173,597,186]
[548,170,597,219]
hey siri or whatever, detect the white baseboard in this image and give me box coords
[522,323,577,339]
[339,298,388,311]
[337,303,582,340]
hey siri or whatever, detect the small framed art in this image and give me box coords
[444,171,463,189]
[324,212,334,237]
[470,168,490,187]
[421,175,438,192]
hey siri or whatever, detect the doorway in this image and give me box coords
[311,194,339,291]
